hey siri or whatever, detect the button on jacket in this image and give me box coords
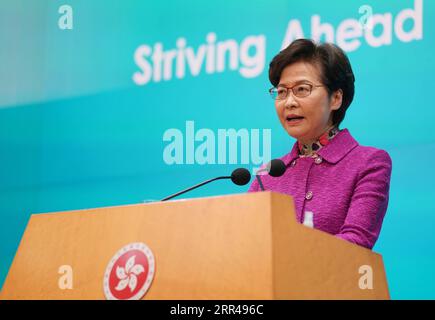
[248,129,392,249]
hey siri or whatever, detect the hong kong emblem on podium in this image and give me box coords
[103,242,155,300]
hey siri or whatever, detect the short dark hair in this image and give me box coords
[269,39,355,127]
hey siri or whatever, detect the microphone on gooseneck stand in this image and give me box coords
[255,159,287,191]
[160,167,251,201]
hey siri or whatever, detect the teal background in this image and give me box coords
[1,0,434,299]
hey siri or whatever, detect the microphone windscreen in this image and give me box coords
[230,168,251,186]
[269,159,286,177]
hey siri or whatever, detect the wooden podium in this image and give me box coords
[1,192,389,300]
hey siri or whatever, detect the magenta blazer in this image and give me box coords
[248,129,392,249]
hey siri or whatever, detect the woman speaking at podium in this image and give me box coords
[249,39,392,250]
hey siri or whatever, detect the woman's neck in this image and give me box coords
[299,124,336,146]
[297,124,339,156]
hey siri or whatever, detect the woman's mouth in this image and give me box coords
[286,115,304,125]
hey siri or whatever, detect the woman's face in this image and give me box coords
[275,61,342,143]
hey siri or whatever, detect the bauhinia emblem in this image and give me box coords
[103,242,155,300]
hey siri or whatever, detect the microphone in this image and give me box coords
[230,168,252,185]
[161,168,251,201]
[255,159,286,191]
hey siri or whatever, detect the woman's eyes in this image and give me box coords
[295,85,310,92]
[276,84,312,98]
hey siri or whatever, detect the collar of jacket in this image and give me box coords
[281,128,359,166]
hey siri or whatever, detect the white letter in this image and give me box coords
[281,19,305,49]
[216,39,239,72]
[365,14,393,47]
[186,121,195,164]
[58,265,73,290]
[132,45,152,85]
[311,15,334,43]
[217,129,227,164]
[195,129,215,164]
[358,265,374,290]
[163,49,177,81]
[239,35,265,78]
[185,45,207,76]
[395,0,423,43]
[224,129,250,164]
[359,5,374,31]
[206,32,216,74]
[152,43,163,82]
[176,38,186,79]
[336,19,362,52]
[163,129,184,165]
[250,129,271,166]
[58,5,73,30]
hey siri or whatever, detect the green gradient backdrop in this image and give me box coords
[1,0,434,299]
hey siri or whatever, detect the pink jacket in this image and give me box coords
[248,129,392,249]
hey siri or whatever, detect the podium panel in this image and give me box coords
[1,192,389,299]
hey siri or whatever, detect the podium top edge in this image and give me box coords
[30,191,292,217]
